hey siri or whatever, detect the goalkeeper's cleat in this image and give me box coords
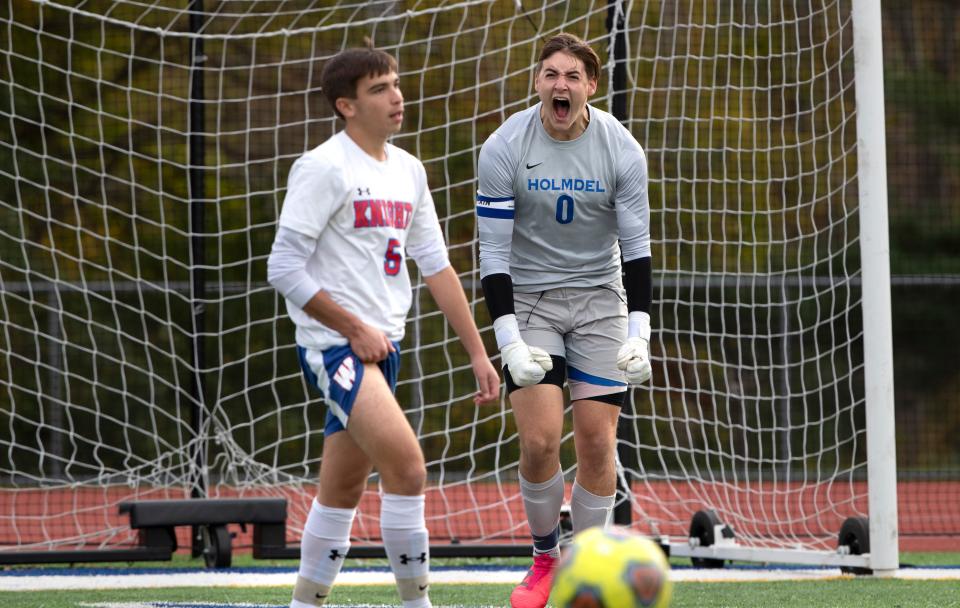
[509,553,557,608]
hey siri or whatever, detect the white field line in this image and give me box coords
[2,567,958,591]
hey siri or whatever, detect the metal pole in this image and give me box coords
[187,0,208,558]
[47,289,64,479]
[778,278,791,481]
[606,0,628,122]
[851,0,899,575]
[607,0,633,527]
[188,0,207,502]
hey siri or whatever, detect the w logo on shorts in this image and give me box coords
[298,343,398,437]
[332,357,356,390]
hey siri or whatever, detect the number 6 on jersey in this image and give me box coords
[383,238,402,276]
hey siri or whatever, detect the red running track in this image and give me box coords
[0,481,956,553]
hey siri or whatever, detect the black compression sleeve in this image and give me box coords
[481,273,515,320]
[623,256,652,313]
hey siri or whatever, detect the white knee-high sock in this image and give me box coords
[290,498,355,608]
[381,493,431,608]
[519,468,564,557]
[570,479,615,533]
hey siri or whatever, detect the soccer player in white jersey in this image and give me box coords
[267,46,499,608]
[476,33,654,608]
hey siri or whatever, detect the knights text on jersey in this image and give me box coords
[278,131,445,350]
[476,103,651,292]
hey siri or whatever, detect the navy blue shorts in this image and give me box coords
[297,342,400,436]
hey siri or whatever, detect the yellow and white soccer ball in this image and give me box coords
[550,526,672,608]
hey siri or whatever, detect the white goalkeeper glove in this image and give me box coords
[494,314,553,387]
[501,341,553,386]
[617,311,652,385]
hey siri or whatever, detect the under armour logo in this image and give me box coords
[328,549,343,561]
[357,187,371,196]
[399,552,427,564]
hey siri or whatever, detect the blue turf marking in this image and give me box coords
[83,604,507,608]
[0,564,527,578]
[84,604,473,608]
[83,605,502,608]
[0,566,295,577]
[701,564,960,571]
[11,563,958,580]
[81,603,285,608]
[150,604,283,608]
[137,602,492,608]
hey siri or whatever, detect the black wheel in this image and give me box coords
[202,524,232,569]
[838,516,872,575]
[656,538,671,559]
[559,504,573,539]
[689,509,726,568]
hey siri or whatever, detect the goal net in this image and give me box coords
[0,0,896,567]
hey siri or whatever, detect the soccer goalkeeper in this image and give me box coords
[475,32,654,608]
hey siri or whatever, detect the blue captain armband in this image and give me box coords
[475,194,515,219]
[477,193,515,278]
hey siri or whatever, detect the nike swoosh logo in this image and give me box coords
[418,584,429,591]
[315,593,328,599]
[526,162,543,170]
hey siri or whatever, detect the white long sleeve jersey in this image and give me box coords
[268,131,449,351]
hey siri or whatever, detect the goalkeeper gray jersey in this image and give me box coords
[476,102,650,293]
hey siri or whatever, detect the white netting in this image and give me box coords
[0,0,873,557]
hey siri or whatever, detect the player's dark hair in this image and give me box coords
[321,43,398,120]
[536,32,601,81]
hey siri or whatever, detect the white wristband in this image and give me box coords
[627,311,651,341]
[493,314,522,349]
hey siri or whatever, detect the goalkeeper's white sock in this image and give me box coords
[381,493,432,608]
[290,498,355,608]
[570,479,615,533]
[519,468,564,558]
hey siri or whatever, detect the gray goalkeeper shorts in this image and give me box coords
[514,282,628,401]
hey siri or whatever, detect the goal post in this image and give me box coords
[851,0,898,575]
[0,0,899,570]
